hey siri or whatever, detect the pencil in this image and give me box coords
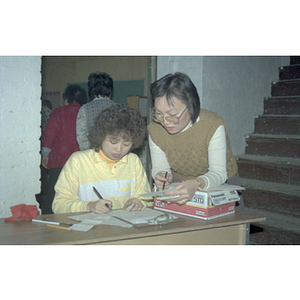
[47,224,70,231]
[162,172,168,190]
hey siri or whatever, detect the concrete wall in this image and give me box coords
[0,56,42,218]
[157,56,290,155]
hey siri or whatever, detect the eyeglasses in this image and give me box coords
[150,106,188,124]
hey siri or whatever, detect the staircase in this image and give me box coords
[237,56,300,245]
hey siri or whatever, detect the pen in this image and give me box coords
[93,186,103,199]
[93,186,111,209]
[32,219,72,226]
[162,172,168,190]
[47,224,70,231]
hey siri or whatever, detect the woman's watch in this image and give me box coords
[194,177,202,190]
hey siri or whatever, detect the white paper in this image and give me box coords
[68,207,171,228]
[115,208,167,225]
[68,220,96,231]
[205,184,245,192]
[69,213,110,222]
[140,183,181,199]
[102,217,133,228]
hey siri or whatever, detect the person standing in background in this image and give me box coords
[76,72,116,150]
[35,99,53,208]
[41,84,87,214]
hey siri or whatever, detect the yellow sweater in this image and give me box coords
[52,149,152,213]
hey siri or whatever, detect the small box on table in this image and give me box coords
[154,187,242,220]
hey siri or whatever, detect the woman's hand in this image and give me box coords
[87,199,112,214]
[154,172,173,190]
[123,198,145,211]
[164,179,203,205]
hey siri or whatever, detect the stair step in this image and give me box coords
[245,134,300,157]
[264,96,300,115]
[271,78,300,96]
[279,64,300,80]
[240,177,300,196]
[237,154,300,185]
[240,178,300,218]
[254,115,300,135]
[237,154,300,165]
[290,57,300,65]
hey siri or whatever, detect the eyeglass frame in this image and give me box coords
[150,106,188,124]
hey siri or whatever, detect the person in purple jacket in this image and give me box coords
[41,84,87,214]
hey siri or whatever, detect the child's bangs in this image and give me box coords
[112,129,132,142]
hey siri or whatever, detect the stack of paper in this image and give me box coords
[68,207,168,231]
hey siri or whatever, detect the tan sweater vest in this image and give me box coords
[148,109,238,181]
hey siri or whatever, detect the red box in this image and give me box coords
[154,199,235,220]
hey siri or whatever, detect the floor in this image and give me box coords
[249,224,300,245]
[246,207,300,245]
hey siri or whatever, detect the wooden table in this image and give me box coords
[0,210,265,245]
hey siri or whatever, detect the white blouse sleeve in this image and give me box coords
[149,135,171,180]
[199,125,227,190]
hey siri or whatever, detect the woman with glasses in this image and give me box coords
[148,72,243,209]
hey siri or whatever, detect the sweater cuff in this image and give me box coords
[152,169,170,180]
[41,147,51,156]
[198,176,208,190]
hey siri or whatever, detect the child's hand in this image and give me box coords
[123,198,145,211]
[154,172,173,190]
[87,199,112,214]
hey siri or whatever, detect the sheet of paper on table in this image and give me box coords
[68,207,170,231]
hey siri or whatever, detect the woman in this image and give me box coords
[41,84,87,214]
[76,72,116,150]
[148,72,243,209]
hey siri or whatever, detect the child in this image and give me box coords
[52,104,152,214]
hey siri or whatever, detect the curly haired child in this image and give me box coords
[52,104,152,214]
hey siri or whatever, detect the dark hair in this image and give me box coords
[89,104,146,152]
[62,84,88,106]
[150,72,200,124]
[88,72,113,99]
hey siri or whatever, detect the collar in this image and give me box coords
[91,149,128,164]
[181,116,200,133]
[93,96,111,101]
[98,149,122,165]
[68,102,81,107]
